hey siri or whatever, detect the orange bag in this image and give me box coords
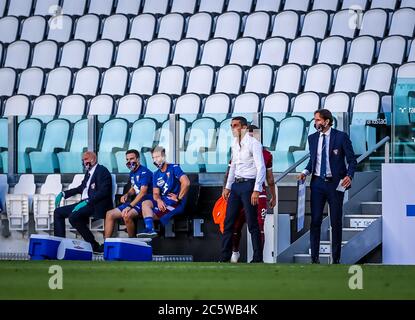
[212,196,228,234]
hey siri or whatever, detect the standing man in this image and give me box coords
[104,149,153,238]
[54,151,113,253]
[138,146,190,238]
[298,109,357,264]
[222,117,266,263]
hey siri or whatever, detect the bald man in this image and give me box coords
[54,151,113,253]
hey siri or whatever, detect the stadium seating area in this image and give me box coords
[0,0,414,176]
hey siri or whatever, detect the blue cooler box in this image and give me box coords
[104,238,152,261]
[28,235,63,260]
[57,238,93,261]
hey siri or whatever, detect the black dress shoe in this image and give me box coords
[311,258,320,264]
[332,259,340,264]
[93,243,104,254]
[249,259,264,263]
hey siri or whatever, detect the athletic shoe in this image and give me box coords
[137,229,158,239]
[230,251,240,263]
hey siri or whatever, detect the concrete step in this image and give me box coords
[343,215,381,228]
[308,241,347,255]
[361,201,382,215]
[294,253,331,264]
[341,227,365,240]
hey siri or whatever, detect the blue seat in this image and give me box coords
[29,119,70,173]
[57,119,88,173]
[115,118,158,173]
[292,120,317,172]
[263,116,277,150]
[17,119,42,173]
[205,118,232,173]
[272,116,306,172]
[180,118,216,173]
[0,118,7,173]
[98,118,128,173]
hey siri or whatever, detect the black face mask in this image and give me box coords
[126,161,138,171]
[153,160,165,169]
[83,161,93,172]
[314,121,328,132]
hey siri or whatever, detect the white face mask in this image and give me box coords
[153,157,166,169]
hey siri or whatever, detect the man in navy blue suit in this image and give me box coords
[54,151,113,253]
[298,109,357,264]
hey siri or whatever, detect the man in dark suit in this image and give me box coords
[298,109,357,264]
[54,151,113,253]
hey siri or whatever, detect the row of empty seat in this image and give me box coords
[2,34,415,72]
[1,7,414,46]
[1,63,414,108]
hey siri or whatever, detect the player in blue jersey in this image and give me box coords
[138,146,190,238]
[104,149,153,238]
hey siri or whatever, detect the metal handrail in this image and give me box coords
[356,136,390,164]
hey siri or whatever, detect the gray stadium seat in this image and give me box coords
[199,0,226,13]
[31,40,58,69]
[172,38,200,68]
[0,16,19,44]
[203,93,231,122]
[213,12,241,41]
[273,63,303,94]
[271,10,299,40]
[401,0,415,8]
[323,92,350,113]
[185,12,213,41]
[200,38,228,67]
[359,9,388,38]
[304,63,332,94]
[364,63,394,94]
[143,0,169,15]
[61,0,87,16]
[31,94,58,122]
[258,37,287,66]
[47,15,73,43]
[227,0,254,13]
[88,94,114,122]
[215,64,244,95]
[17,67,45,96]
[317,36,346,67]
[170,0,197,14]
[143,39,171,68]
[4,41,31,70]
[242,11,270,40]
[4,95,30,117]
[0,68,17,97]
[130,14,156,42]
[129,66,157,96]
[158,13,185,42]
[342,0,369,10]
[312,0,340,12]
[116,94,144,122]
[88,0,114,16]
[59,95,86,122]
[408,40,415,62]
[330,9,357,39]
[292,92,321,120]
[370,0,397,9]
[20,16,47,43]
[115,0,142,15]
[334,63,363,94]
[115,39,143,69]
[73,66,100,96]
[347,36,376,66]
[87,39,114,69]
[233,93,260,119]
[377,36,406,65]
[34,0,60,16]
[397,62,415,78]
[301,10,329,40]
[74,14,100,43]
[186,65,215,95]
[0,0,6,17]
[7,0,33,17]
[45,67,72,96]
[157,65,186,96]
[59,40,86,70]
[284,0,311,13]
[244,64,273,95]
[101,66,129,96]
[262,92,290,122]
[229,37,257,67]
[288,36,316,67]
[255,0,282,12]
[145,93,172,122]
[389,8,415,37]
[174,93,201,122]
[102,14,129,42]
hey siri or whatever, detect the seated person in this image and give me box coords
[104,149,153,238]
[54,151,113,253]
[138,146,190,238]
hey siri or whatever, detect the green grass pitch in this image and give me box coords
[0,261,414,300]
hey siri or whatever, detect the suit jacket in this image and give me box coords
[64,164,113,218]
[305,128,357,181]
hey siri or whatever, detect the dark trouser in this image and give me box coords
[310,176,345,262]
[54,202,99,247]
[221,180,263,262]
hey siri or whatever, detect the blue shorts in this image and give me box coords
[117,195,152,214]
[152,196,182,218]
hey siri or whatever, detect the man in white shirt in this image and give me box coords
[221,117,266,263]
